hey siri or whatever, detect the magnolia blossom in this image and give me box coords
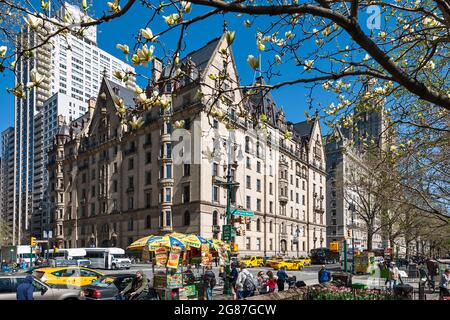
[82,0,88,10]
[424,60,435,70]
[244,20,252,28]
[247,55,260,70]
[11,83,25,99]
[136,44,154,66]
[363,54,370,62]
[257,40,265,51]
[41,0,49,10]
[174,120,185,129]
[285,31,295,40]
[129,116,144,130]
[107,0,121,13]
[226,31,235,46]
[27,69,44,89]
[140,28,158,41]
[0,46,7,58]
[378,31,387,40]
[315,39,324,46]
[304,60,314,71]
[390,145,398,152]
[181,1,192,13]
[163,13,181,26]
[322,81,332,91]
[24,14,40,29]
[274,55,282,64]
[113,70,126,81]
[116,44,129,56]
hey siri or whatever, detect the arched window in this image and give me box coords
[212,211,218,226]
[146,215,151,229]
[256,218,261,232]
[101,224,109,233]
[128,218,134,231]
[184,211,190,226]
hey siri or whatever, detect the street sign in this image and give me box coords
[222,224,236,241]
[231,209,254,217]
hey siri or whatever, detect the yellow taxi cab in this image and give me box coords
[294,256,312,266]
[239,256,264,268]
[273,259,304,271]
[265,256,283,268]
[33,267,104,287]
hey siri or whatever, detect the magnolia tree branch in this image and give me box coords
[187,0,450,110]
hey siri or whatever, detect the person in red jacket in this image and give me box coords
[265,271,277,293]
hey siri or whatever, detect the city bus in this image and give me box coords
[82,248,131,270]
[310,247,340,264]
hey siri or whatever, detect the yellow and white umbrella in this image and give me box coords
[126,235,154,251]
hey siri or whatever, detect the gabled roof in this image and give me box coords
[247,77,279,126]
[104,78,136,109]
[161,37,222,79]
[293,120,314,138]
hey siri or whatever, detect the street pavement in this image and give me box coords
[104,263,442,300]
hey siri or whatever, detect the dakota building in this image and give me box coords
[48,33,327,257]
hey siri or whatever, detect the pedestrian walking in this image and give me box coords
[318,265,331,284]
[426,258,439,288]
[16,275,34,300]
[202,266,216,300]
[439,269,450,299]
[276,266,289,291]
[236,263,257,299]
[119,270,149,300]
[387,262,400,290]
[227,263,239,300]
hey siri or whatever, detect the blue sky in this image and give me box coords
[0,1,378,135]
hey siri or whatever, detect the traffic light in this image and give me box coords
[30,237,37,246]
[242,229,246,236]
[239,216,245,224]
[53,246,59,253]
[347,229,352,237]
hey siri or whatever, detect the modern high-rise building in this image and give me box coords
[1,127,15,244]
[13,2,135,244]
[47,33,327,257]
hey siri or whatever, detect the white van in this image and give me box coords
[83,248,131,270]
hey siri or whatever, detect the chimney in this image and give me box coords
[152,58,163,84]
[88,98,96,117]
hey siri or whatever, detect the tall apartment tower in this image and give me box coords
[13,2,135,244]
[1,127,15,244]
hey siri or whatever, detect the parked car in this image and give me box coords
[239,256,264,268]
[33,267,104,287]
[0,274,85,300]
[83,274,135,300]
[265,256,284,268]
[273,259,304,271]
[294,256,311,266]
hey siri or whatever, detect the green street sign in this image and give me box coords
[231,209,254,217]
[222,224,236,241]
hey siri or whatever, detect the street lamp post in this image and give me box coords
[349,203,356,274]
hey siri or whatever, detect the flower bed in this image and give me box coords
[307,284,395,300]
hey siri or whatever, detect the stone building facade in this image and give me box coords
[48,33,327,257]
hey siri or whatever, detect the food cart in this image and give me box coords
[127,233,230,300]
[354,252,375,274]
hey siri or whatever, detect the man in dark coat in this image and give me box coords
[120,270,149,300]
[17,275,34,300]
